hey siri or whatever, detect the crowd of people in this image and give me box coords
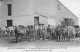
[0,24,80,43]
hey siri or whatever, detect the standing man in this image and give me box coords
[14,26,18,43]
[47,25,52,39]
[55,25,61,41]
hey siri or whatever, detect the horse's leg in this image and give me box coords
[59,33,61,41]
[16,36,18,43]
[9,30,12,36]
[1,31,4,36]
[57,34,60,41]
[4,31,7,36]
[68,31,70,40]
[63,33,66,40]
[12,31,15,36]
[59,34,61,41]
[10,30,13,36]
[73,34,75,39]
[11,30,13,36]
[30,34,34,41]
[2,31,5,36]
[61,34,63,41]
[8,31,10,36]
[43,32,45,40]
[0,30,1,34]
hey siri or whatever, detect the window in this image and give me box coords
[7,20,13,27]
[58,4,60,10]
[8,4,12,16]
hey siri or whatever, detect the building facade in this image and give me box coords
[0,0,78,27]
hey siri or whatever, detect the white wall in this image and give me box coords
[12,0,34,16]
[39,16,48,27]
[34,0,58,16]
[34,0,78,25]
[7,15,34,26]
[0,0,34,27]
[48,19,56,26]
[0,0,78,27]
[57,1,78,25]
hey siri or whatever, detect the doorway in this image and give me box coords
[34,16,39,26]
[7,20,13,27]
[62,18,74,26]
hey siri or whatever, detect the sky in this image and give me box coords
[59,0,80,26]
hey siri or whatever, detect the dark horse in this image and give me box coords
[14,26,34,43]
[14,26,26,43]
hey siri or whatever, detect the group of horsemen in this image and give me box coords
[0,24,79,42]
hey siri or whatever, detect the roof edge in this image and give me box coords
[57,0,79,19]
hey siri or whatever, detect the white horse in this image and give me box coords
[8,26,15,36]
[1,27,8,36]
[66,26,76,39]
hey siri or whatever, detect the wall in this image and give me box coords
[57,1,78,25]
[0,0,34,27]
[34,0,78,25]
[7,15,34,26]
[34,0,58,16]
[0,0,78,27]
[39,16,48,27]
[12,0,34,16]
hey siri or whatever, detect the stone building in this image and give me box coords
[0,0,78,28]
